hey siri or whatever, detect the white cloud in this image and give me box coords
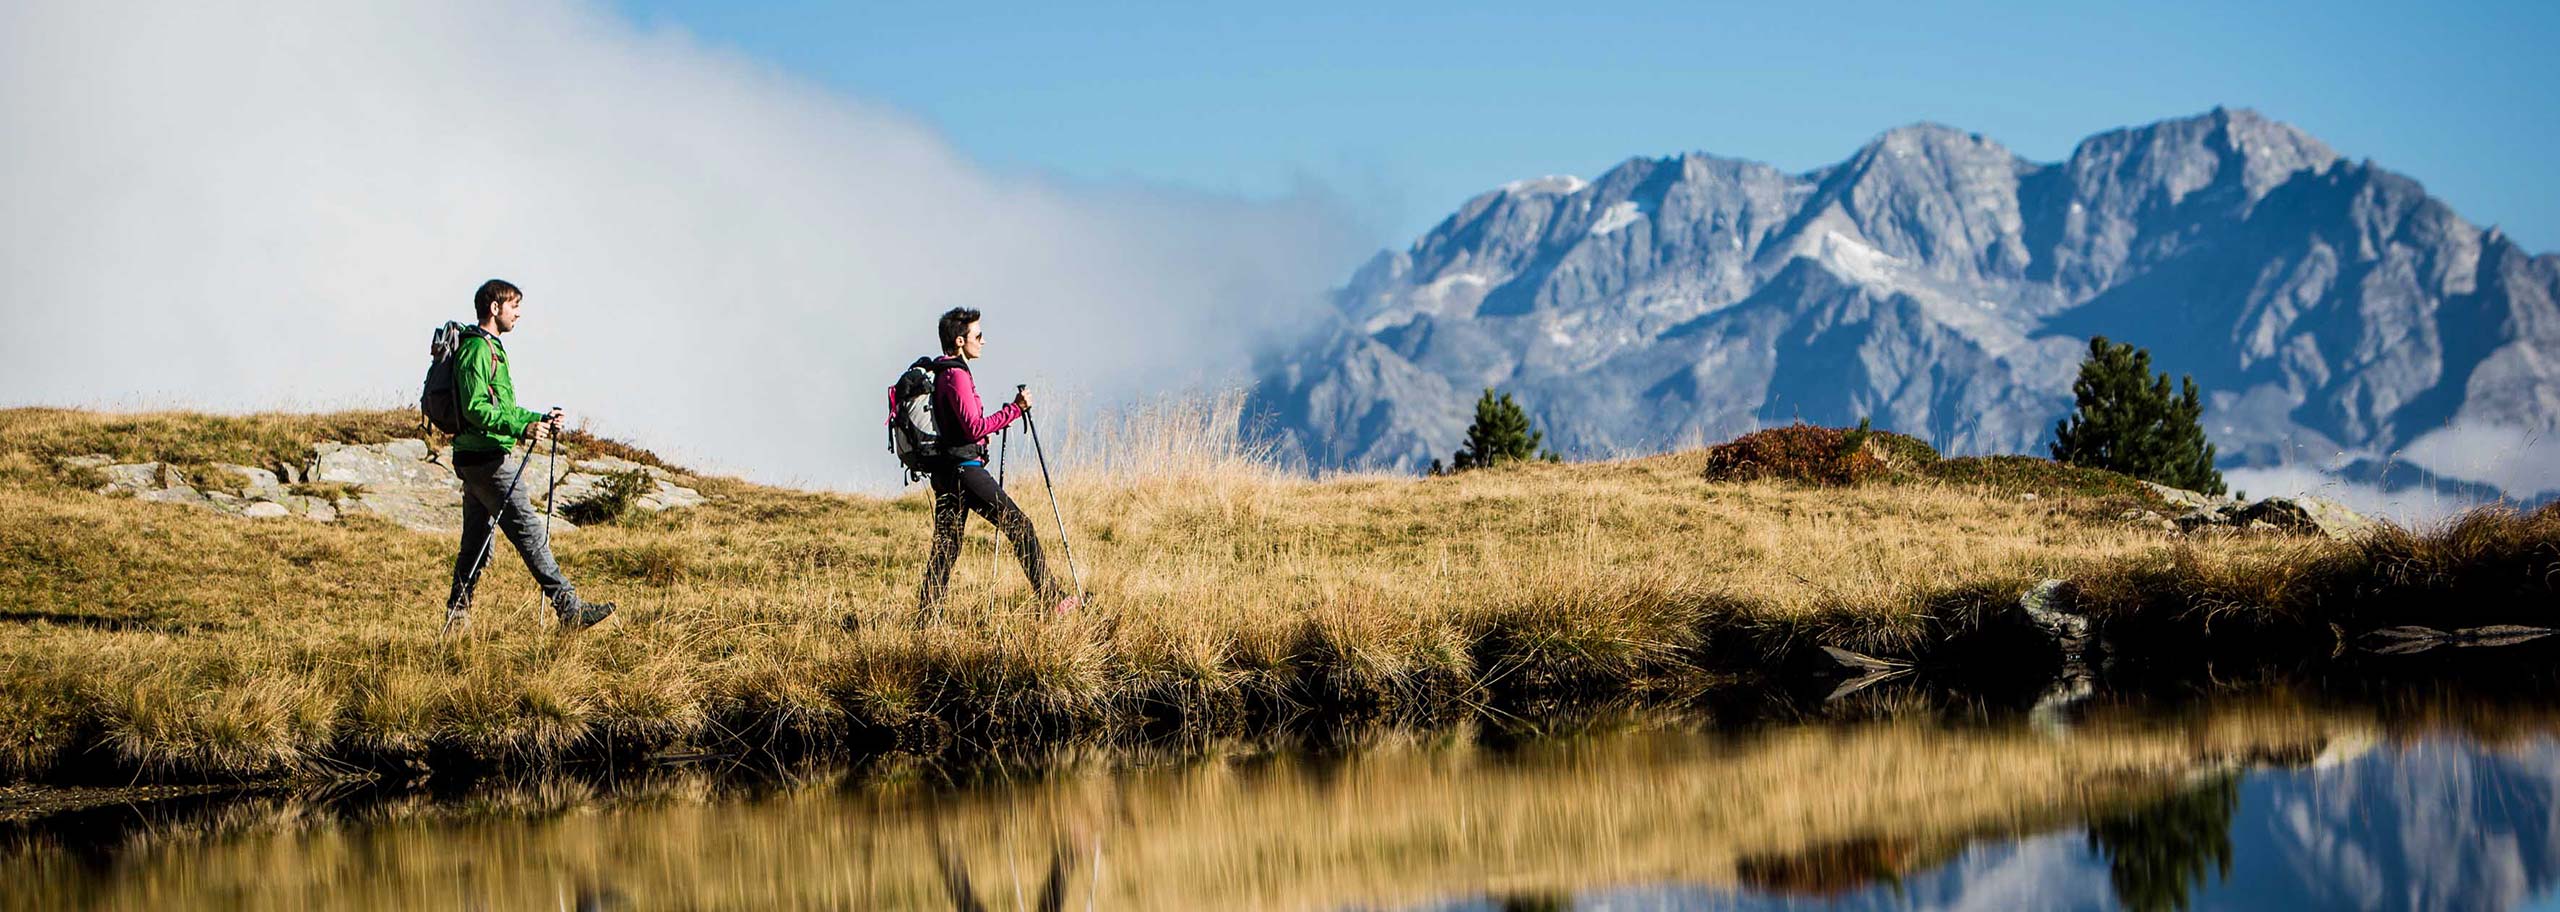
[0,1,1364,489]
[2401,421,2560,499]
[2221,465,2482,528]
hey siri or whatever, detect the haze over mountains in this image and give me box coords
[1248,108,2559,511]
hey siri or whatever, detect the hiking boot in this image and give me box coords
[440,606,471,637]
[1051,594,1084,617]
[555,596,616,632]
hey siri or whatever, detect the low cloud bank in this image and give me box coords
[2402,422,2560,500]
[2223,466,2487,529]
[0,1,1365,488]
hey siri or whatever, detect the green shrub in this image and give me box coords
[563,469,652,526]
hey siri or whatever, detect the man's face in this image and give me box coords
[489,294,522,333]
[958,320,984,359]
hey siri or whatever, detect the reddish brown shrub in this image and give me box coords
[1702,425,1892,486]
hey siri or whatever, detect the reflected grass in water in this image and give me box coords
[5,695,2473,912]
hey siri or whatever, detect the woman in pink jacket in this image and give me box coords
[915,307,1080,618]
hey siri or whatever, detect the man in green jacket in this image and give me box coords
[444,278,614,634]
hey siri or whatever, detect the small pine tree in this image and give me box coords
[2050,337,2226,495]
[1450,388,1558,471]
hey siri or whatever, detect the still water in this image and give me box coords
[11,700,2560,910]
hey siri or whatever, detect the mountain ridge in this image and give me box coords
[1249,107,2560,503]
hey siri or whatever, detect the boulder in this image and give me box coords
[2233,496,2380,542]
[2173,506,2231,533]
[577,456,671,480]
[2142,481,2236,512]
[348,488,466,534]
[532,457,704,515]
[2018,579,2096,734]
[2169,494,2376,541]
[139,486,209,506]
[310,439,456,491]
[212,462,281,490]
[637,479,706,511]
[241,501,292,520]
[99,462,169,494]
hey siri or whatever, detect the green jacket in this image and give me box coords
[454,331,543,453]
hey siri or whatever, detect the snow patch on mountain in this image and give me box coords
[1808,229,1901,285]
[1590,200,1644,235]
[1503,175,1587,196]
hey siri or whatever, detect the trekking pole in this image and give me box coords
[446,434,539,637]
[544,411,561,539]
[1019,399,1084,600]
[539,413,565,626]
[988,426,1008,593]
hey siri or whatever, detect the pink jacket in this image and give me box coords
[931,360,1020,453]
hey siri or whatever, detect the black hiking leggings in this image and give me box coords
[918,463,1056,609]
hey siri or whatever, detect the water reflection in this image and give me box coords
[11,700,2560,910]
[933,839,1072,912]
[2086,775,2236,911]
[1443,737,2560,911]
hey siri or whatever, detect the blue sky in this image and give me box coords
[616,0,2560,251]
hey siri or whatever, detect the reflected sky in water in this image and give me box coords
[1434,738,2560,912]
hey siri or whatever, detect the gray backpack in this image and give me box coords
[887,357,948,480]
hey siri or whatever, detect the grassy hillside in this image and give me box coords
[0,402,2549,783]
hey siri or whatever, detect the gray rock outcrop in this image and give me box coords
[59,439,705,533]
[2169,493,2382,541]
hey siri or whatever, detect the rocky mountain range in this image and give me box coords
[1248,108,2559,501]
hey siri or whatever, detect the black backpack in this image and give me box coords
[887,356,956,480]
[419,322,483,435]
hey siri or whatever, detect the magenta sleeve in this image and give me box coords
[940,366,1022,442]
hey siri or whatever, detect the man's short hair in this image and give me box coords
[938,307,982,354]
[474,279,522,321]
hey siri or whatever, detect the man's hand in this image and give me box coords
[527,408,565,443]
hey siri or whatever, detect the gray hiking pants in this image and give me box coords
[447,449,575,611]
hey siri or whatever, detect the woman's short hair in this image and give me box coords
[938,307,982,354]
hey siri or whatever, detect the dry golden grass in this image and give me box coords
[1,400,2532,784]
[1,698,2429,912]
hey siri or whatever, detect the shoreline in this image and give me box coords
[1,407,2553,789]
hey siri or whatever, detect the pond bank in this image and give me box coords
[1,408,2553,788]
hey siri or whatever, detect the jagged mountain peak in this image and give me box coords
[1857,121,2012,158]
[1256,110,2558,500]
[2065,106,2342,205]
